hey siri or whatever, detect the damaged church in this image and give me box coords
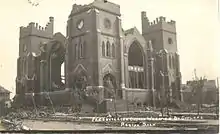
[15,0,182,112]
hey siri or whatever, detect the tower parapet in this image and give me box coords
[20,17,54,39]
[147,16,176,26]
[69,4,90,17]
[69,0,120,18]
[141,11,176,35]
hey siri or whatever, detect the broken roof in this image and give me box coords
[0,85,11,93]
[124,27,142,36]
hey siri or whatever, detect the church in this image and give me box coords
[15,0,182,112]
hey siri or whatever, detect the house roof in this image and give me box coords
[0,85,11,93]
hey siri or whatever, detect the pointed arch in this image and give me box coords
[127,40,145,89]
[73,64,87,90]
[73,64,87,74]
[102,63,113,74]
[112,43,115,57]
[102,41,105,57]
[106,41,110,57]
[103,73,116,98]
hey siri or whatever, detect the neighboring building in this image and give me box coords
[15,0,182,112]
[0,85,10,102]
[182,79,219,104]
[0,85,11,116]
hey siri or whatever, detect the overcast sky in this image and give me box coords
[0,0,219,97]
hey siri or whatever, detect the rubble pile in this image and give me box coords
[143,106,155,111]
[4,107,48,120]
[1,118,31,130]
[117,111,159,118]
[172,105,218,114]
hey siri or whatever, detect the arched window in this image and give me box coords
[79,43,83,58]
[102,41,105,57]
[169,55,172,68]
[172,55,175,68]
[83,41,86,58]
[23,58,27,74]
[106,41,110,57]
[168,38,173,44]
[112,43,115,57]
[75,44,78,59]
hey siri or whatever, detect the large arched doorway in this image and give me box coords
[128,41,144,89]
[103,73,116,99]
[71,71,88,111]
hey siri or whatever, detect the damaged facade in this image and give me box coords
[0,86,11,116]
[15,0,182,112]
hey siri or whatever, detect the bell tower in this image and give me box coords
[66,0,124,98]
[141,11,182,102]
[16,17,54,94]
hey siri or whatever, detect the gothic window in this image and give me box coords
[75,44,78,59]
[112,43,115,57]
[23,58,27,75]
[102,41,105,57]
[83,41,86,58]
[169,55,172,68]
[79,43,83,58]
[172,55,175,68]
[106,41,110,57]
[79,41,86,58]
[104,18,111,29]
[168,38,173,44]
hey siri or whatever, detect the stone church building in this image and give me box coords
[15,0,182,112]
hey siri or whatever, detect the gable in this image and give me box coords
[102,63,113,74]
[73,64,87,74]
[123,27,147,47]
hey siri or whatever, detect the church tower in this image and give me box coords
[66,0,124,98]
[141,11,182,102]
[16,17,54,94]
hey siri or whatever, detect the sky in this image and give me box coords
[0,0,219,98]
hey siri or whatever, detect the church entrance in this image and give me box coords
[103,73,116,99]
[72,72,87,110]
[75,73,87,90]
[128,42,144,89]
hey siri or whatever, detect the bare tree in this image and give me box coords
[189,74,205,115]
